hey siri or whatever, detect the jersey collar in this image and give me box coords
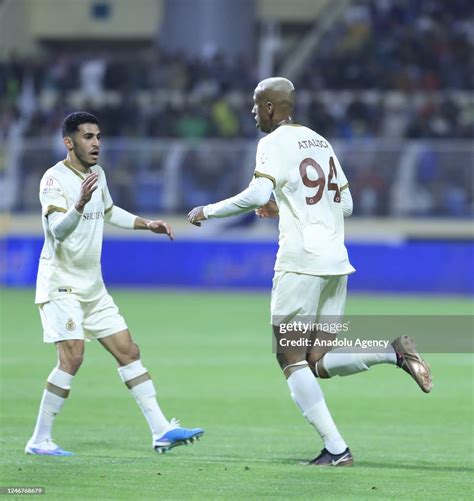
[272,118,301,132]
[63,159,91,180]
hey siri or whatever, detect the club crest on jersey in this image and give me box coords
[66,319,76,331]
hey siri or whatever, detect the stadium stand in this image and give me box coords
[0,0,472,216]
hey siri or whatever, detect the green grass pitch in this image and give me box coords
[1,289,473,499]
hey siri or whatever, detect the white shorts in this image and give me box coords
[39,293,128,343]
[271,271,348,325]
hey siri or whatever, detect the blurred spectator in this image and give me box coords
[174,106,211,138]
[80,58,106,98]
[211,99,240,137]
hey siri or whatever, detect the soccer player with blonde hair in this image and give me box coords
[188,78,431,466]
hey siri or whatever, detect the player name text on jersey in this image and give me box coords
[298,138,329,150]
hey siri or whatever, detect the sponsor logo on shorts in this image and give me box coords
[66,319,76,331]
[58,288,72,293]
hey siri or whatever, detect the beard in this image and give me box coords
[74,147,96,168]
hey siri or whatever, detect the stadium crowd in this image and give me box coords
[299,0,473,92]
[1,0,472,217]
[1,53,471,141]
[1,0,472,141]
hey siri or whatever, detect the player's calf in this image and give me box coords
[117,359,205,452]
[312,349,397,378]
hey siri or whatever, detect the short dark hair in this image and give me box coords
[62,112,99,137]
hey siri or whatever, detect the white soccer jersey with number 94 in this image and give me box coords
[254,124,355,276]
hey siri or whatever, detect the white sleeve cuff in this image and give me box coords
[105,206,137,229]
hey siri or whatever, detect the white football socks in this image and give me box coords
[287,366,347,454]
[118,360,170,438]
[319,349,397,378]
[30,367,73,444]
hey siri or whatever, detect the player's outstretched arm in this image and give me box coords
[188,177,274,226]
[137,218,175,240]
[105,206,174,240]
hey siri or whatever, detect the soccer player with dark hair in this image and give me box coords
[26,112,203,456]
[188,78,432,466]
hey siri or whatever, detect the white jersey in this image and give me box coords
[254,124,355,276]
[35,160,114,304]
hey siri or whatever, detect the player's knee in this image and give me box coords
[118,342,140,365]
[276,352,305,371]
[306,351,323,369]
[129,342,140,362]
[306,352,331,378]
[59,351,84,374]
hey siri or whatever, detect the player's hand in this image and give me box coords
[147,220,175,240]
[75,172,99,213]
[255,200,279,218]
[187,206,206,227]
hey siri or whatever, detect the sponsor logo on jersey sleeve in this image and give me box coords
[42,177,63,198]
